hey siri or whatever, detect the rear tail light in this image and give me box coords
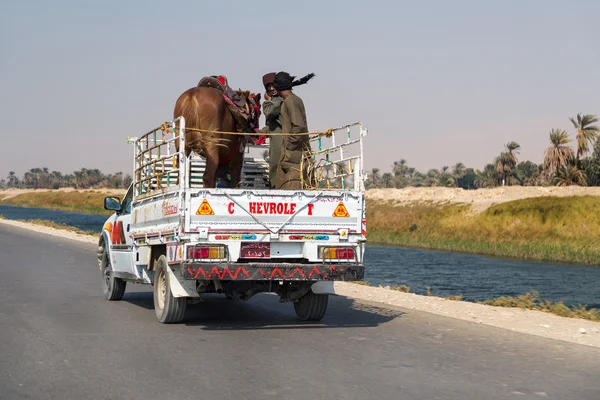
[319,247,356,260]
[187,245,226,260]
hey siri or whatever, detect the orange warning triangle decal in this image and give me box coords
[332,202,350,217]
[196,199,215,216]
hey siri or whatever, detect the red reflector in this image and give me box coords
[201,247,209,259]
[336,248,355,259]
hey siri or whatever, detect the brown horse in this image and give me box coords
[173,86,261,188]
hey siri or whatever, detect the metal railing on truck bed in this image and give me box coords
[128,118,367,199]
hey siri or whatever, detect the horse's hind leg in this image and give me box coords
[202,146,219,188]
[229,141,244,188]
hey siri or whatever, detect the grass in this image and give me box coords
[347,281,599,321]
[367,196,600,265]
[390,285,411,293]
[480,291,600,321]
[0,189,123,215]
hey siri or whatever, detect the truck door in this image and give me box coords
[110,186,137,278]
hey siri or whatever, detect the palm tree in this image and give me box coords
[452,162,466,185]
[382,173,393,188]
[392,159,408,177]
[543,129,574,178]
[554,165,586,186]
[505,141,521,165]
[570,113,600,162]
[410,172,426,187]
[426,169,440,186]
[475,164,498,188]
[7,171,19,188]
[370,168,381,188]
[496,142,521,185]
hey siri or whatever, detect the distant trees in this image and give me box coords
[3,168,132,189]
[366,112,599,189]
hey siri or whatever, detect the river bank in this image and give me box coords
[3,186,600,265]
[1,217,598,348]
[367,187,600,265]
[0,188,125,216]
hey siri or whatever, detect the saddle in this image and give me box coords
[197,76,256,134]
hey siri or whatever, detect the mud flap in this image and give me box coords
[166,265,199,298]
[311,281,336,296]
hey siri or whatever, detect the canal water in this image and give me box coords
[1,204,599,308]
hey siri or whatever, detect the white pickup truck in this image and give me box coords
[98,118,368,323]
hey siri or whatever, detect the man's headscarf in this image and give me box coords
[273,72,315,91]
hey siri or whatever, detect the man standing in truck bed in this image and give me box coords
[273,71,315,189]
[261,72,283,188]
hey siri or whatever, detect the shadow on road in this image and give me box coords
[121,291,404,330]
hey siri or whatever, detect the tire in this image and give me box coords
[101,245,126,301]
[293,291,329,321]
[153,255,186,324]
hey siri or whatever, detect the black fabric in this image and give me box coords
[273,72,315,91]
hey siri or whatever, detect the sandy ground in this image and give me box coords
[0,187,126,201]
[367,186,600,213]
[2,217,599,348]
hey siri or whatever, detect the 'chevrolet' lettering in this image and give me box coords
[249,202,297,215]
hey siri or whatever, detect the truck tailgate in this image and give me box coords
[186,189,363,234]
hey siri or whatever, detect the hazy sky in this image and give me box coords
[1,0,599,178]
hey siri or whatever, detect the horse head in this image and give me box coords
[235,89,262,130]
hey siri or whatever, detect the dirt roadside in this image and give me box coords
[0,188,125,201]
[2,217,598,348]
[366,186,600,213]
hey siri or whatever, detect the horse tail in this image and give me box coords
[178,91,201,128]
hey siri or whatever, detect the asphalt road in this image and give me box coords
[1,224,599,400]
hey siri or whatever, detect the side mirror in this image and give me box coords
[104,196,121,211]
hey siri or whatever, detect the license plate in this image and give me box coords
[240,242,270,259]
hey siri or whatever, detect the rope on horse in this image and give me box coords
[156,122,338,190]
[160,122,334,138]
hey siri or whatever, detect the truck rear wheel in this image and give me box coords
[153,256,186,324]
[293,291,329,321]
[101,246,126,301]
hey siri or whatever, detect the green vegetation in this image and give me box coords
[367,196,600,265]
[480,291,600,321]
[444,295,463,301]
[390,285,411,293]
[1,168,131,190]
[345,283,599,321]
[0,190,123,215]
